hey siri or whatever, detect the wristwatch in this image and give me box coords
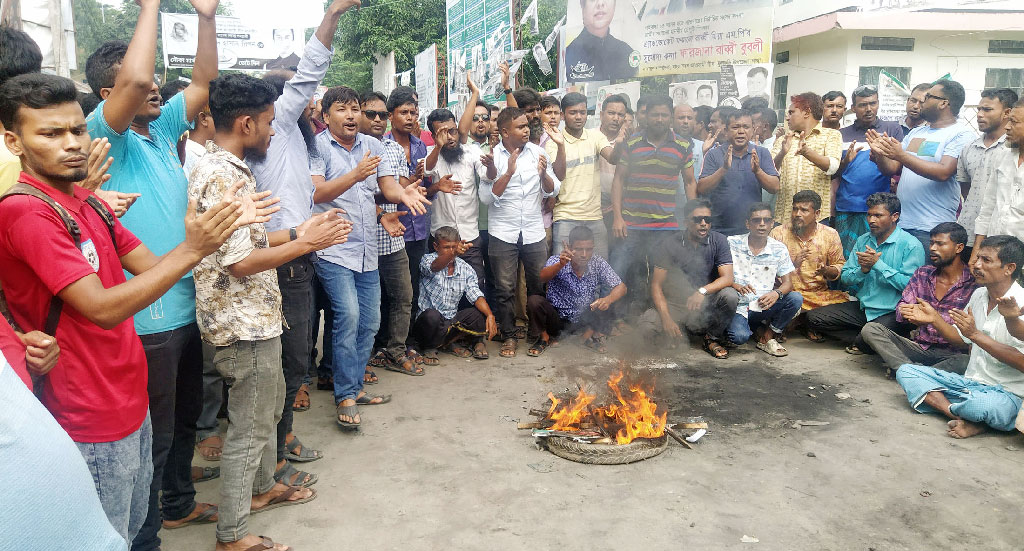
[376,211,385,225]
[288,227,297,241]
[503,87,513,95]
[698,287,708,296]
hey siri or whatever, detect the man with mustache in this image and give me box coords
[973,99,1024,251]
[861,222,976,377]
[565,0,638,81]
[901,83,930,136]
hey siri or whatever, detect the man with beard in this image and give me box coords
[189,73,351,551]
[974,100,1024,249]
[511,87,544,144]
[725,204,802,357]
[901,83,930,136]
[806,193,924,354]
[896,234,1024,440]
[867,79,974,251]
[956,89,1016,251]
[84,0,226,546]
[424,108,487,281]
[455,77,494,152]
[861,222,976,376]
[243,0,360,494]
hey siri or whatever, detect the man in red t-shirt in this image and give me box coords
[0,73,270,545]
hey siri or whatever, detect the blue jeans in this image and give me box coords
[314,258,381,403]
[726,292,804,344]
[896,363,1023,431]
[76,413,154,547]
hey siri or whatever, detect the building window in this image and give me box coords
[861,36,915,51]
[775,51,789,64]
[986,68,1024,97]
[773,76,788,114]
[858,66,911,87]
[989,40,1024,54]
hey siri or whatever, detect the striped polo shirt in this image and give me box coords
[621,130,693,230]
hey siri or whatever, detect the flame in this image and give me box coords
[545,371,667,444]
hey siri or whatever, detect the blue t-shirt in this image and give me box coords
[896,123,975,232]
[698,142,778,236]
[86,93,196,335]
[837,120,904,213]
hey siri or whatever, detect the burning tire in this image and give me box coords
[544,435,668,465]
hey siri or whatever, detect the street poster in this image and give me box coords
[161,13,304,71]
[445,0,514,108]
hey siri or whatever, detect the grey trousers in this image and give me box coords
[213,337,284,543]
[860,321,968,374]
[638,287,741,342]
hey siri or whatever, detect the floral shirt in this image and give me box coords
[771,123,842,223]
[727,234,795,317]
[544,255,622,322]
[188,142,283,346]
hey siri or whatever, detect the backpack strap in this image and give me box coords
[84,194,118,249]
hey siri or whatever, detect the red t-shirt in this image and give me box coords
[0,317,31,388]
[0,173,147,442]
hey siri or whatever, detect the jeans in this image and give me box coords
[196,342,224,442]
[609,230,664,316]
[406,238,428,318]
[725,292,804,344]
[526,294,615,337]
[897,364,1023,431]
[310,274,334,382]
[638,287,741,342]
[76,413,154,547]
[133,324,203,551]
[488,234,549,339]
[276,255,314,463]
[552,219,609,260]
[805,301,912,352]
[315,259,381,403]
[410,307,487,350]
[213,338,284,543]
[375,248,413,358]
[860,321,967,373]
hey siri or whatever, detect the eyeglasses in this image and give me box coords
[691,215,712,224]
[472,114,490,122]
[363,110,389,120]
[749,216,773,225]
[924,93,947,102]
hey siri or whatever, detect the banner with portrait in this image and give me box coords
[669,79,718,109]
[559,0,774,85]
[161,13,304,71]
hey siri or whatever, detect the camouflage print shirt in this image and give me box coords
[188,141,283,346]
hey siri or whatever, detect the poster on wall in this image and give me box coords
[877,69,910,122]
[415,44,439,118]
[669,80,718,108]
[717,63,772,107]
[597,81,642,114]
[559,0,774,85]
[445,0,514,107]
[161,13,304,71]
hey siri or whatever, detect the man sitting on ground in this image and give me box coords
[806,192,925,354]
[896,235,1024,439]
[411,226,498,360]
[639,199,739,358]
[526,225,626,355]
[861,222,976,376]
[725,203,803,357]
[769,190,848,341]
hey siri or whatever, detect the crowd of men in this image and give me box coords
[2,1,1024,549]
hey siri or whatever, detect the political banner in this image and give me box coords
[669,79,717,109]
[559,0,773,84]
[877,69,910,122]
[446,0,514,107]
[597,81,641,113]
[415,44,439,117]
[719,63,772,107]
[161,13,304,71]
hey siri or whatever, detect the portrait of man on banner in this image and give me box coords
[564,0,640,82]
[264,28,302,70]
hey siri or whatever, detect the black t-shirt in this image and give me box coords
[654,230,733,301]
[565,29,637,82]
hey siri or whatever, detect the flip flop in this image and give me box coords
[161,503,218,530]
[251,486,317,515]
[196,435,223,461]
[384,353,424,376]
[355,393,391,405]
[242,536,290,551]
[292,384,310,412]
[363,368,379,384]
[446,343,473,358]
[845,345,864,355]
[273,461,317,488]
[191,465,220,483]
[284,436,322,463]
[472,342,489,360]
[336,403,360,429]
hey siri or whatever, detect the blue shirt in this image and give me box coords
[840,227,925,321]
[248,36,333,232]
[837,120,904,213]
[699,143,778,236]
[897,123,975,231]
[544,255,622,322]
[313,132,395,272]
[385,131,431,242]
[87,92,195,335]
[479,141,561,245]
[418,254,484,319]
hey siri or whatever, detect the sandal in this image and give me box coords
[355,393,391,405]
[316,375,333,391]
[583,335,607,353]
[421,349,441,366]
[161,502,218,530]
[273,461,317,488]
[527,338,550,357]
[446,343,473,358]
[363,368,379,384]
[336,403,360,429]
[241,536,290,551]
[472,342,489,360]
[757,338,788,357]
[196,435,223,461]
[703,336,729,359]
[284,436,322,463]
[252,486,317,515]
[191,465,220,483]
[500,338,518,358]
[384,353,425,376]
[845,344,864,355]
[292,384,310,412]
[367,350,390,368]
[804,329,826,343]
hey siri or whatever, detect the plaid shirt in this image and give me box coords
[377,138,408,255]
[896,264,977,349]
[544,255,621,322]
[418,253,484,319]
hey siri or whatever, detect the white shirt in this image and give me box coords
[182,138,207,180]
[959,282,1024,398]
[479,141,561,245]
[973,142,1024,240]
[956,134,1006,244]
[428,142,488,242]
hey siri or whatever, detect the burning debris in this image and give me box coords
[522,370,707,464]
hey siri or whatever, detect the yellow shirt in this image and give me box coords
[546,128,610,222]
[769,222,849,310]
[0,142,20,194]
[771,123,842,223]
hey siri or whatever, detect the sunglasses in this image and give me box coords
[473,114,491,121]
[749,216,773,225]
[852,85,877,96]
[691,215,712,224]
[363,110,389,121]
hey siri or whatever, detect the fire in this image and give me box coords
[545,371,667,444]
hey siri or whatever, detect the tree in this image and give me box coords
[515,0,565,92]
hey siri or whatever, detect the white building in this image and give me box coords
[771,0,1024,113]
